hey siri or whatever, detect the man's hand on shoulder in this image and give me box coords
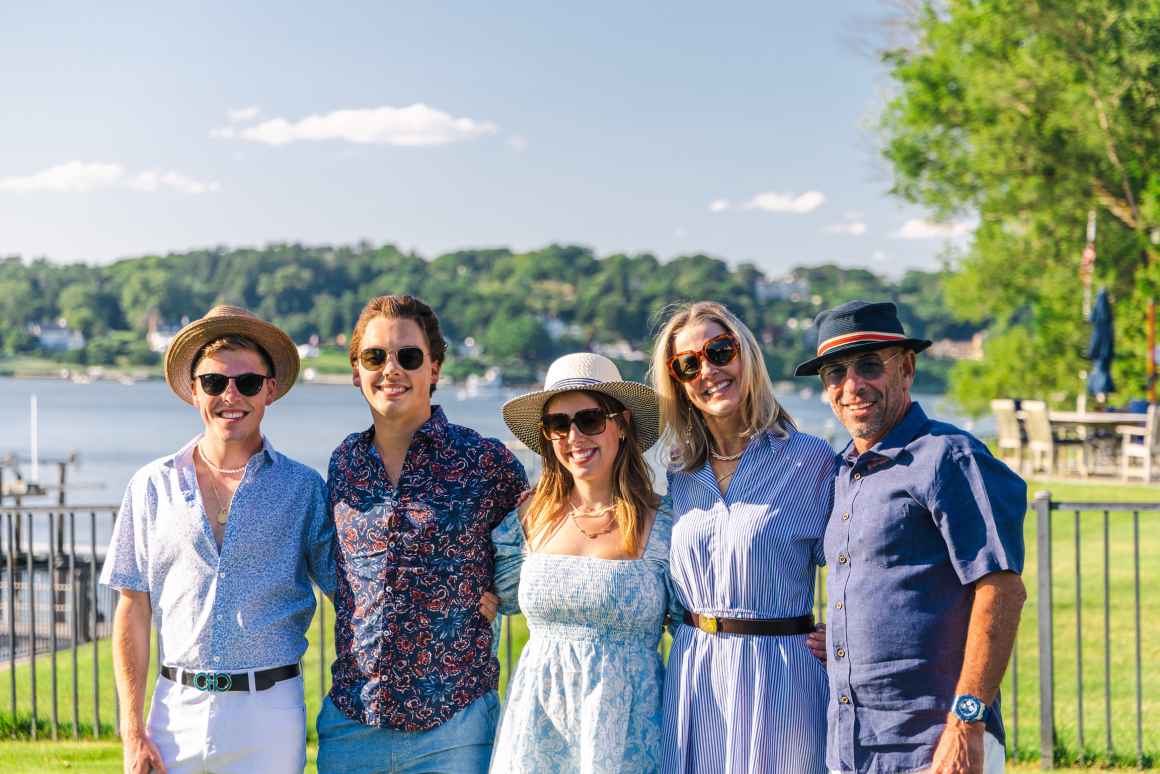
[122,727,166,774]
[928,716,984,774]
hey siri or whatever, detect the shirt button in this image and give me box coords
[841,512,850,521]
[218,572,225,579]
[838,554,848,565]
[836,648,846,658]
[836,601,844,610]
[213,656,220,663]
[839,694,850,705]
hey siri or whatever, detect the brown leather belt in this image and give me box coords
[683,612,814,636]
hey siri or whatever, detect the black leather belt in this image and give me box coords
[683,612,814,636]
[160,664,300,692]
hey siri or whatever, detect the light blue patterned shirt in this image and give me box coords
[99,435,336,671]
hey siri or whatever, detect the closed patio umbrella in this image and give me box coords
[1087,287,1115,396]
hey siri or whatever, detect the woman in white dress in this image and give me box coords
[482,353,681,774]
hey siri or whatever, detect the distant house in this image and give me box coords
[296,343,320,359]
[146,312,183,353]
[593,339,648,362]
[927,331,985,361]
[28,320,85,352]
[755,275,810,302]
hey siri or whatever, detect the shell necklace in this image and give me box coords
[567,500,617,539]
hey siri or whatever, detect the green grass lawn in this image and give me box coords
[0,477,1155,768]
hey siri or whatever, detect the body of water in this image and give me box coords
[0,375,987,521]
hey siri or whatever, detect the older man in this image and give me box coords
[101,306,335,774]
[795,301,1027,774]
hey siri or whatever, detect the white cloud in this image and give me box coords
[708,198,731,213]
[128,170,221,194]
[213,103,499,147]
[743,190,826,214]
[0,161,124,193]
[507,135,528,152]
[0,161,219,194]
[825,221,868,236]
[893,218,974,240]
[227,106,261,123]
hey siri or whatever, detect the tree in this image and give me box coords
[880,0,1160,413]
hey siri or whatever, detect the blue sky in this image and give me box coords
[0,1,972,276]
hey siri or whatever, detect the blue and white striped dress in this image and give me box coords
[661,429,836,774]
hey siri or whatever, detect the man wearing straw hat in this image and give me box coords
[100,306,336,774]
[795,301,1026,774]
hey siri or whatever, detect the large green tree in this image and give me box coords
[881,0,1160,413]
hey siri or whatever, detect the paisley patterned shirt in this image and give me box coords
[327,406,527,731]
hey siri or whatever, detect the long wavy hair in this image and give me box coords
[524,390,658,557]
[649,301,795,472]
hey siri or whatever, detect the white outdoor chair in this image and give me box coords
[1118,404,1159,483]
[990,399,1023,472]
[1022,400,1084,476]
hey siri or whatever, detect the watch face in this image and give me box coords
[956,696,983,720]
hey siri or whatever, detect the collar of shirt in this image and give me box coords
[166,434,278,505]
[840,401,928,469]
[362,404,451,461]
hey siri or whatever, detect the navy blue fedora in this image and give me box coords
[793,300,932,376]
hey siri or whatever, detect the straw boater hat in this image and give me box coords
[164,305,300,404]
[502,353,660,455]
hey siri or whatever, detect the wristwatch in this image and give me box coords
[952,694,990,724]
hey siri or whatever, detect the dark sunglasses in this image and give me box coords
[196,372,270,397]
[541,409,623,440]
[818,350,904,389]
[668,333,740,383]
[358,346,425,371]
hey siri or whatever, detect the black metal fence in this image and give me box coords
[0,496,1155,770]
[1032,493,1156,769]
[0,506,119,740]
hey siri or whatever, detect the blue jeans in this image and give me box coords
[316,692,500,774]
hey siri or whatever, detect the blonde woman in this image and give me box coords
[485,353,680,774]
[652,302,833,774]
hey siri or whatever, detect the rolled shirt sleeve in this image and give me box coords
[306,474,337,598]
[99,472,151,593]
[929,447,1027,585]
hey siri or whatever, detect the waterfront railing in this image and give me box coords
[0,497,1154,769]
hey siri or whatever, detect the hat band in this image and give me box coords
[546,377,604,390]
[817,330,907,357]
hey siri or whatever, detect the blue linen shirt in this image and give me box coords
[99,436,336,671]
[824,402,1026,774]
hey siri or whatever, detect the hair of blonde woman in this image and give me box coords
[648,301,795,472]
[524,390,659,557]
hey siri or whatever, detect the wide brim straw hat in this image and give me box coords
[502,352,660,455]
[164,305,300,404]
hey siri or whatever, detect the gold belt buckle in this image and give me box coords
[698,614,718,635]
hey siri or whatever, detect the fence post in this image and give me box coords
[1034,491,1055,769]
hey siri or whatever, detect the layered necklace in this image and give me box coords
[567,499,618,539]
[709,437,747,488]
[197,445,248,525]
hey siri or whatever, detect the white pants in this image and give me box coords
[146,668,307,774]
[830,731,1005,774]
